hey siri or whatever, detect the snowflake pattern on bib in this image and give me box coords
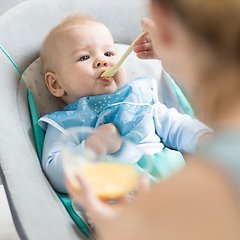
[39,77,157,143]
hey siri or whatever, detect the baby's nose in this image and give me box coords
[94,59,108,68]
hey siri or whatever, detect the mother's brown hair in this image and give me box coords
[152,0,240,125]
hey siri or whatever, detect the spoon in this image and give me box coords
[100,31,146,78]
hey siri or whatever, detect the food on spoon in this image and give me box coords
[80,162,139,199]
[98,77,113,86]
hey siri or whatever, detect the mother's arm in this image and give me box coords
[66,157,240,240]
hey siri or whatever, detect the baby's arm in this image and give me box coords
[42,123,121,193]
[42,125,68,193]
[153,101,213,153]
[85,123,121,155]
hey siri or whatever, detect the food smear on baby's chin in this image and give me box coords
[98,77,113,86]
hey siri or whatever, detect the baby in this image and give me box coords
[39,12,213,193]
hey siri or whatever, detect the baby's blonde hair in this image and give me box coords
[40,12,98,74]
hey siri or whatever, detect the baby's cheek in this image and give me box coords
[116,65,126,87]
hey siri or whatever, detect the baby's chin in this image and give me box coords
[96,79,124,94]
[96,85,120,96]
[98,87,118,95]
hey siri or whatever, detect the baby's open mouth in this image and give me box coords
[98,76,113,86]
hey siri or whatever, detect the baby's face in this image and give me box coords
[54,21,126,104]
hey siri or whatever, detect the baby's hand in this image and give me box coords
[85,123,121,156]
[134,18,160,60]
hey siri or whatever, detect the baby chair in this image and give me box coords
[0,0,193,239]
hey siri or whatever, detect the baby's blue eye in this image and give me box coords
[104,52,113,57]
[79,55,89,61]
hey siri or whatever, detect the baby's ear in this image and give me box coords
[45,72,65,97]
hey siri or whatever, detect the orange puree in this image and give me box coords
[81,162,139,199]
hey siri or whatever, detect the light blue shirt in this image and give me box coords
[39,78,212,193]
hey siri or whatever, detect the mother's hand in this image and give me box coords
[134,18,160,60]
[65,173,151,233]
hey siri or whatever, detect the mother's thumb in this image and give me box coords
[141,18,156,35]
[74,174,97,207]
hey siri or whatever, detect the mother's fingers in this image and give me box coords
[141,18,157,36]
[134,41,154,53]
[136,50,158,60]
[134,33,152,46]
[65,174,125,220]
[65,173,97,208]
[64,175,79,196]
